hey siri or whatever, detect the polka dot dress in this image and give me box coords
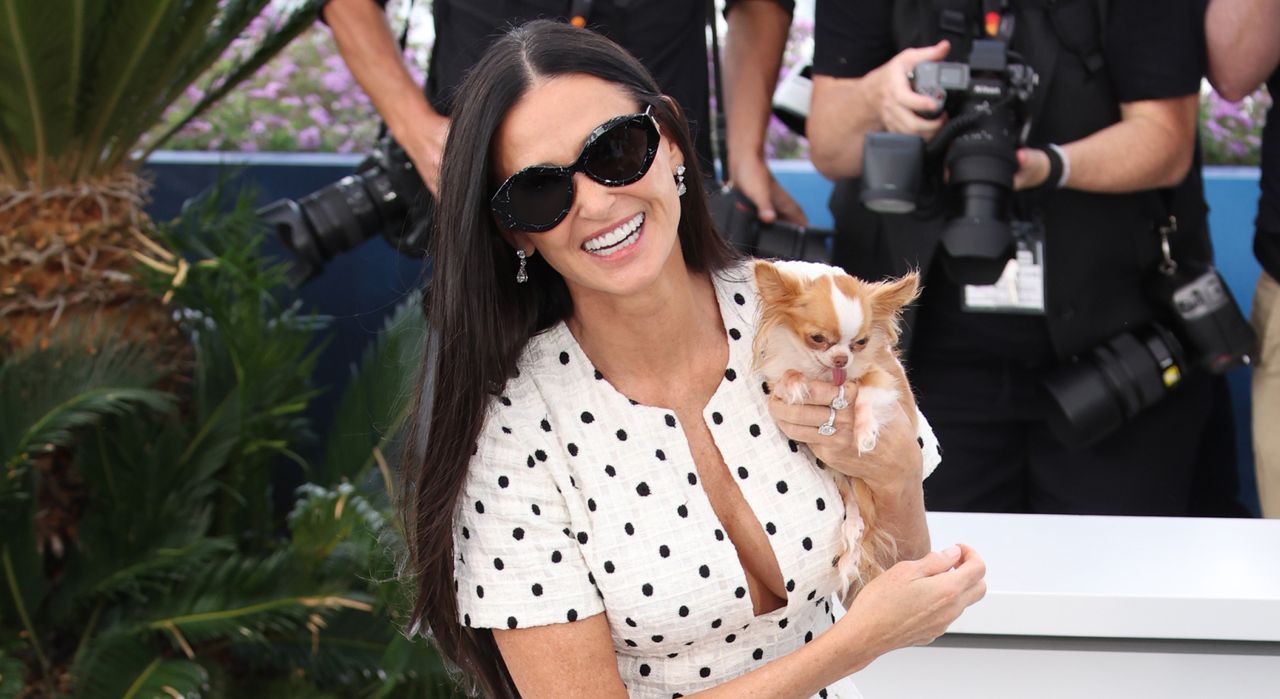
[453,261,942,699]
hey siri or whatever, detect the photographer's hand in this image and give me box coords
[869,40,951,140]
[1013,147,1051,190]
[729,157,809,225]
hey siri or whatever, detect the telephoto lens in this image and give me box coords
[860,133,925,214]
[1042,324,1187,447]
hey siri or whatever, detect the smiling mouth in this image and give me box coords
[583,213,644,256]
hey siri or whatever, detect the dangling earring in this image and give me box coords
[515,249,529,284]
[675,164,687,197]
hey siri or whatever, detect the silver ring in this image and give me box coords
[818,407,837,437]
[831,384,848,411]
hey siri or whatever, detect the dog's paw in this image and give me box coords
[777,371,810,404]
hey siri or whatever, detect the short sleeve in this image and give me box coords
[917,409,942,480]
[453,389,604,630]
[1104,0,1204,102]
[813,0,896,78]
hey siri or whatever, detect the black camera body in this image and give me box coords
[861,39,1038,285]
[1043,262,1256,447]
[258,137,433,285]
[707,186,834,263]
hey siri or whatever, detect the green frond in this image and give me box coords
[72,631,209,699]
[0,330,174,477]
[0,652,25,699]
[288,483,388,575]
[321,296,427,488]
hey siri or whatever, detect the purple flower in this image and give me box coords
[308,105,333,128]
[298,126,322,149]
[321,71,352,93]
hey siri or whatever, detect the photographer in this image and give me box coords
[1205,0,1280,517]
[807,0,1229,515]
[320,0,807,227]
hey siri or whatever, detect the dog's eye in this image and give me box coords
[854,337,869,348]
[809,333,827,345]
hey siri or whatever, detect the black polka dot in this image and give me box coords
[665,414,677,427]
[766,522,777,535]
[734,586,746,598]
[464,613,471,625]
[499,396,512,406]
[636,482,651,497]
[493,558,504,570]
[776,480,788,494]
[786,579,796,592]
[788,439,799,452]
[461,526,470,539]
[808,589,817,601]
[605,464,617,477]
[639,664,651,677]
[497,475,509,489]
[534,449,547,462]
[778,618,789,629]
[588,498,597,512]
[749,423,761,437]
[737,466,749,479]
[526,455,536,468]
[642,583,654,596]
[540,419,551,432]
[712,412,723,424]
[651,634,664,643]
[725,633,736,643]
[761,381,771,395]
[725,368,737,381]
[679,605,690,617]
[625,639,638,648]
[568,443,579,456]
[819,689,828,698]
[698,564,710,578]
[551,550,563,563]
[802,536,813,551]
[677,504,689,518]
[687,472,698,486]
[604,560,616,573]
[625,522,635,536]
[711,618,722,629]
[699,667,711,678]
[816,497,827,511]
[805,631,814,643]
[729,328,741,340]
[476,585,485,598]
[616,429,628,441]
[715,529,725,541]
[659,545,671,558]
[734,292,746,305]
[668,652,678,658]
[474,500,485,514]
[532,583,543,596]
[581,411,595,424]
[567,609,578,622]
[752,648,764,661]
[512,527,524,540]
[559,351,570,365]
[501,426,512,434]
[626,617,637,627]
[577,531,588,544]
[593,368,604,380]
[655,449,666,461]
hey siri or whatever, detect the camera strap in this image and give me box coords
[706,0,731,182]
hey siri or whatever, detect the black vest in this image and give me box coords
[830,0,1212,361]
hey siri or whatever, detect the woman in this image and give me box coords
[404,20,986,699]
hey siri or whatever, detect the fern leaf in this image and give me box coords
[72,632,209,699]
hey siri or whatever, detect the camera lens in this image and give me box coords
[1042,324,1186,447]
[861,133,924,214]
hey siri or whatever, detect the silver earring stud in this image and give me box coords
[675,164,687,197]
[515,249,528,284]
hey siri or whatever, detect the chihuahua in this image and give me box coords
[751,259,920,592]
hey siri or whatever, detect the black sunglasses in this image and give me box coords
[490,105,661,232]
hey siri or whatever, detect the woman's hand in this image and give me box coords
[767,379,924,494]
[837,544,987,665]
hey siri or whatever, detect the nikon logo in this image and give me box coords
[973,84,1001,96]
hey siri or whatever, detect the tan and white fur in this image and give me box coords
[751,259,920,594]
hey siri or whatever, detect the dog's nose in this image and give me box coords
[832,354,849,367]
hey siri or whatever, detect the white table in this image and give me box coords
[852,512,1280,699]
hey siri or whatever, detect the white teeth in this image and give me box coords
[584,213,644,254]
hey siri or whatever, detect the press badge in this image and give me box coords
[962,221,1047,314]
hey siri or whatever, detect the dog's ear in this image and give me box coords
[870,271,921,319]
[753,260,800,304]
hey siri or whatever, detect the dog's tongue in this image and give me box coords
[832,366,846,386]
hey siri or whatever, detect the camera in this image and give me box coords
[1042,263,1256,447]
[707,185,834,263]
[258,137,433,285]
[861,39,1038,285]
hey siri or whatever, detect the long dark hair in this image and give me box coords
[402,20,736,698]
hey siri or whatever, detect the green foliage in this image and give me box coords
[3,188,460,697]
[0,0,326,187]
